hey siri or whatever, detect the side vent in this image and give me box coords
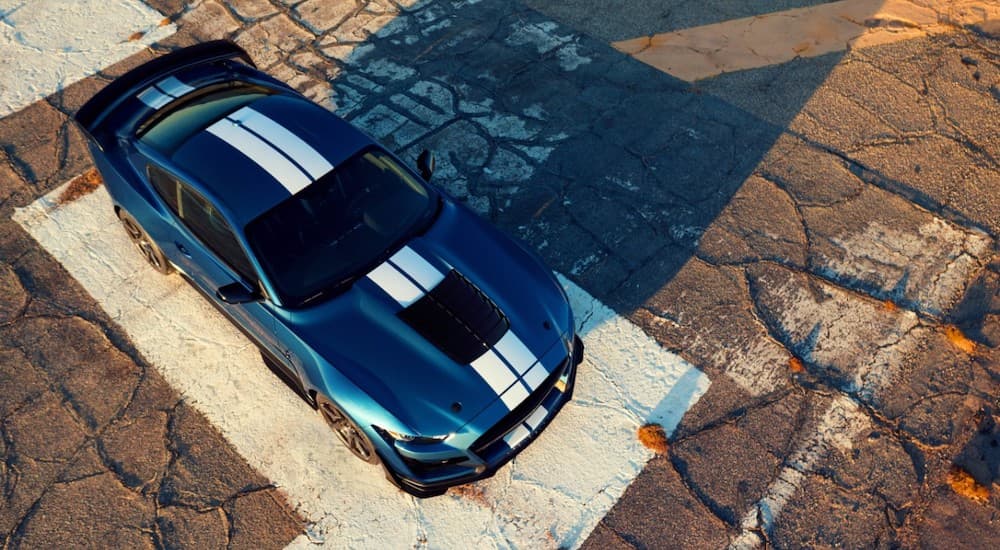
[397,270,509,364]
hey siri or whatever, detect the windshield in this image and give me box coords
[246,148,434,306]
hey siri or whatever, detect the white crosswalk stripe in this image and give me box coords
[15,182,710,549]
[0,0,175,117]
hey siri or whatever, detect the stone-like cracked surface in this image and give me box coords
[1,0,997,547]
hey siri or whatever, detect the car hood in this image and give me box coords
[281,199,573,436]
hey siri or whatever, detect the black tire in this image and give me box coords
[316,395,380,465]
[117,209,172,274]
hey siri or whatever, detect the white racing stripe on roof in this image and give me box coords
[493,331,538,376]
[229,107,334,180]
[366,261,425,307]
[206,118,312,194]
[156,75,195,97]
[388,246,445,291]
[137,86,173,109]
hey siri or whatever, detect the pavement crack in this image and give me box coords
[793,129,993,238]
[671,391,787,443]
[742,264,801,366]
[668,452,742,528]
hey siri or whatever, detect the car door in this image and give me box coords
[147,165,299,383]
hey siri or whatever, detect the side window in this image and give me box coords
[176,183,256,282]
[148,165,180,214]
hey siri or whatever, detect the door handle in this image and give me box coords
[175,242,191,257]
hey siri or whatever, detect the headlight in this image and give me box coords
[375,426,449,444]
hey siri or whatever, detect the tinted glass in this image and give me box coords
[246,149,433,306]
[140,87,268,154]
[177,183,256,281]
[148,165,179,212]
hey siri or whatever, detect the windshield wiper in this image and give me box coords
[298,290,326,307]
[294,271,363,308]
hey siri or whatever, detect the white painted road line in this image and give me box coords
[611,0,1000,81]
[0,0,175,118]
[729,395,870,549]
[15,183,710,549]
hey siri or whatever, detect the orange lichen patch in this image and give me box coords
[159,17,171,27]
[789,357,806,373]
[883,300,898,312]
[944,325,976,355]
[57,169,103,205]
[532,196,557,218]
[948,466,990,503]
[638,423,669,455]
[448,482,490,508]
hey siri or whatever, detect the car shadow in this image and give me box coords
[325,0,852,316]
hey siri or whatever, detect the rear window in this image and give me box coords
[139,86,268,154]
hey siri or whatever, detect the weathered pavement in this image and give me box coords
[1,0,998,548]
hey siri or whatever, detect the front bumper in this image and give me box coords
[382,335,584,498]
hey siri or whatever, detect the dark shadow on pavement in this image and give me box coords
[329,0,851,315]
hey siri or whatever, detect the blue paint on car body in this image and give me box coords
[74,41,582,496]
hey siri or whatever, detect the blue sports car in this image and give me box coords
[74,41,582,496]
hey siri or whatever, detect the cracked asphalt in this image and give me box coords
[1,0,998,548]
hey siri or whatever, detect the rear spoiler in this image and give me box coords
[74,40,255,139]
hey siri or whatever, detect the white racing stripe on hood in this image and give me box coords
[365,245,441,306]
[228,107,333,180]
[388,245,445,291]
[470,349,519,396]
[493,331,538,376]
[367,246,542,411]
[366,261,425,307]
[521,361,549,391]
[499,380,531,409]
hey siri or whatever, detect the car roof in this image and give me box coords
[169,93,374,227]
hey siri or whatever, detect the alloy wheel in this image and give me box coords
[320,400,378,464]
[120,215,164,271]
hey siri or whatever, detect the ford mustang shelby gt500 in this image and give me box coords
[74,41,582,496]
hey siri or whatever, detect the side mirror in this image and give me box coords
[216,282,260,304]
[416,150,435,181]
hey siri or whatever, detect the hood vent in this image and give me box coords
[397,270,509,365]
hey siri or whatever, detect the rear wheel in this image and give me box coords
[317,395,380,465]
[117,209,172,274]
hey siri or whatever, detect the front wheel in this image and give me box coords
[117,209,172,274]
[316,395,380,465]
